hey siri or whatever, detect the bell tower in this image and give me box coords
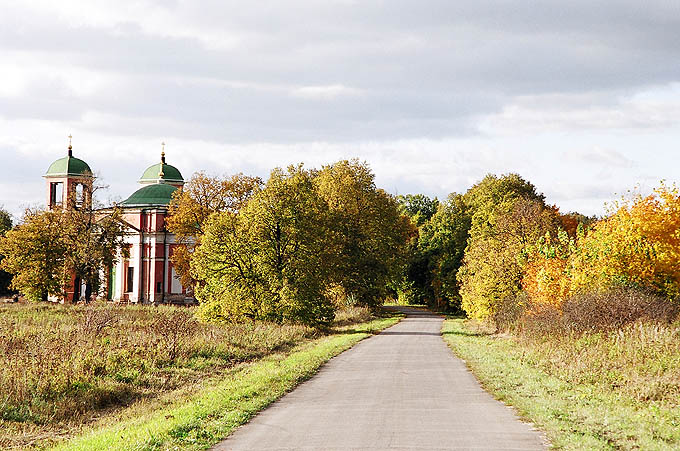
[44,135,94,210]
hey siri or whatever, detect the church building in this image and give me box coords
[44,141,194,304]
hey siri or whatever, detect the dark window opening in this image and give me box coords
[50,182,63,207]
[73,276,81,302]
[156,281,162,293]
[126,267,134,293]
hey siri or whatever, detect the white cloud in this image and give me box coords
[479,85,680,134]
[570,147,634,169]
[291,84,363,100]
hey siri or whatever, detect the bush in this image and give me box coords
[559,287,678,334]
[499,287,679,337]
[492,292,529,333]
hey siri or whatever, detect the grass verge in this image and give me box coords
[51,313,400,451]
[442,318,680,450]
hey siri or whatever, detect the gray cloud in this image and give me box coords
[1,0,679,217]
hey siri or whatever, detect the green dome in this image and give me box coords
[121,183,178,207]
[46,155,93,177]
[139,162,184,184]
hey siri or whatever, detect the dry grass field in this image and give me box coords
[0,301,377,448]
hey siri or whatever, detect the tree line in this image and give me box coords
[1,162,678,327]
[397,174,679,324]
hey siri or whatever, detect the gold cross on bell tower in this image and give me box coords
[68,134,73,156]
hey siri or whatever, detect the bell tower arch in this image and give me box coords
[44,135,94,210]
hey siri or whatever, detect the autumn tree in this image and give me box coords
[315,160,412,307]
[457,174,557,319]
[522,228,578,308]
[0,209,65,300]
[0,206,125,301]
[192,165,336,326]
[568,183,680,300]
[167,172,262,288]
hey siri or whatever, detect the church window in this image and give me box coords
[126,267,134,293]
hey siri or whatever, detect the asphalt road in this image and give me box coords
[213,307,546,451]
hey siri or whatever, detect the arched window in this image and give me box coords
[75,183,84,208]
[50,182,64,207]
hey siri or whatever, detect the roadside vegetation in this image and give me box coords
[395,174,680,448]
[0,160,411,449]
[443,311,680,449]
[0,302,398,449]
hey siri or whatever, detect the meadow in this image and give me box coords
[0,301,389,449]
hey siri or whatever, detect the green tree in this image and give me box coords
[397,194,439,226]
[398,193,471,310]
[315,160,412,307]
[192,165,336,326]
[0,208,11,235]
[419,193,471,309]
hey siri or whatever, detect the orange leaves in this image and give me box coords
[522,231,572,308]
[523,183,680,308]
[571,183,680,299]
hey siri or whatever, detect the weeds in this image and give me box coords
[488,287,680,406]
[494,286,678,336]
[0,301,374,448]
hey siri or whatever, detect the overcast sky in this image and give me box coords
[1,0,679,219]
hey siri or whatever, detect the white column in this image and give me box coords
[149,232,157,304]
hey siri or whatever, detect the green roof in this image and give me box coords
[45,155,93,177]
[121,184,178,207]
[139,163,184,184]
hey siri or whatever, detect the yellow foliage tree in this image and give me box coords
[569,183,680,300]
[315,160,412,306]
[167,172,262,289]
[522,229,575,308]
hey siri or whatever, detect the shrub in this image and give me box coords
[559,287,678,334]
[0,301,376,443]
[491,292,529,333]
[501,287,679,337]
[0,303,314,427]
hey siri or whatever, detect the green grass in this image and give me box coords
[442,318,680,450]
[50,313,400,451]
